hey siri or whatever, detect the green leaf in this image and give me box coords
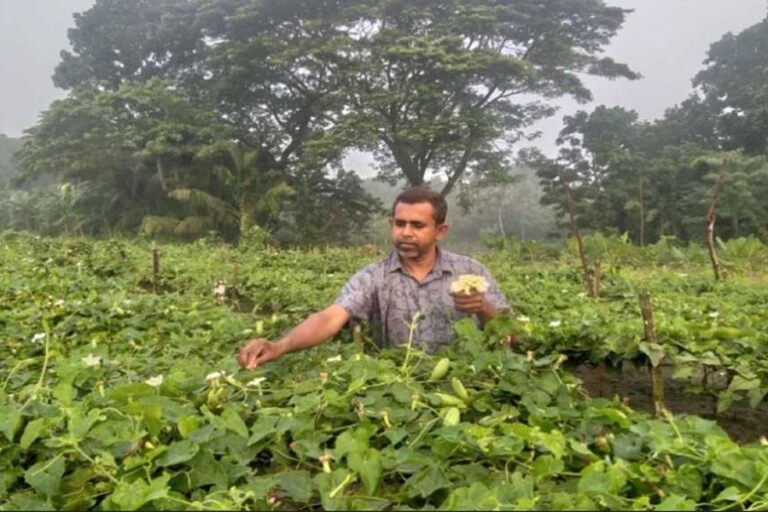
[532,454,564,480]
[108,383,156,403]
[278,471,315,503]
[0,406,22,442]
[24,456,65,498]
[334,424,375,459]
[453,318,484,344]
[68,408,106,441]
[177,415,199,438]
[440,482,499,510]
[728,375,760,392]
[105,474,171,511]
[405,465,451,499]
[655,494,697,511]
[639,342,666,367]
[538,429,566,459]
[248,416,279,446]
[220,409,249,438]
[188,451,228,490]
[156,439,199,467]
[20,418,47,450]
[348,448,383,494]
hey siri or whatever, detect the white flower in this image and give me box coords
[548,320,562,328]
[145,375,164,387]
[206,371,225,382]
[82,354,102,367]
[708,311,720,318]
[31,332,46,344]
[516,315,531,323]
[54,299,65,307]
[247,377,267,387]
[326,355,342,363]
[450,275,489,295]
[212,280,227,300]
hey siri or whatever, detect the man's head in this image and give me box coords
[390,187,449,259]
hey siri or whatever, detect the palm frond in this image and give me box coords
[169,188,239,224]
[174,216,213,237]
[141,216,181,236]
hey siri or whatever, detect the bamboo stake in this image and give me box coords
[565,186,594,298]
[594,260,602,298]
[639,293,664,416]
[706,158,728,281]
[152,249,160,294]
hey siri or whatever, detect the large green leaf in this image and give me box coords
[156,439,199,467]
[105,474,171,511]
[348,448,383,494]
[24,456,65,498]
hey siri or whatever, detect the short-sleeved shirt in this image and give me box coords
[334,248,509,352]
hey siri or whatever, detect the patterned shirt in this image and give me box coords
[334,248,509,352]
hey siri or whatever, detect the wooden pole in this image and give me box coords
[706,158,728,281]
[594,260,602,298]
[565,186,594,298]
[639,293,664,416]
[152,249,160,294]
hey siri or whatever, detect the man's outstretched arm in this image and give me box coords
[238,305,351,369]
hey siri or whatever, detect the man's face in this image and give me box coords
[390,201,448,259]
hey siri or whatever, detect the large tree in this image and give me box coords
[16,79,223,234]
[333,0,640,194]
[26,0,380,242]
[693,18,768,155]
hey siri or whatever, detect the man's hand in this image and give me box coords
[451,290,486,313]
[238,338,284,369]
[451,291,496,323]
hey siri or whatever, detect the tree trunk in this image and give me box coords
[156,159,168,192]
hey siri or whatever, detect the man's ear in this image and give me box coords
[436,223,449,241]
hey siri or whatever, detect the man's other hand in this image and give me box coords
[450,290,487,314]
[238,338,284,369]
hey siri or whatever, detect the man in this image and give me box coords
[238,186,509,369]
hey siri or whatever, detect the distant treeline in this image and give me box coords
[1,2,767,247]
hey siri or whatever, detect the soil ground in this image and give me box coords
[569,361,768,444]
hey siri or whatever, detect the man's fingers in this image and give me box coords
[249,348,276,369]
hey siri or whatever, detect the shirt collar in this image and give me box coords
[385,247,454,276]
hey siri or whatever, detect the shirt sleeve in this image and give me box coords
[477,264,510,312]
[333,267,375,320]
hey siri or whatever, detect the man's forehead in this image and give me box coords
[392,201,435,220]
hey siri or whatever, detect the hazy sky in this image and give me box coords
[1,0,766,167]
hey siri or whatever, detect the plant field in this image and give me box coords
[2,233,768,510]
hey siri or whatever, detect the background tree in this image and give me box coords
[693,18,768,155]
[334,0,640,195]
[22,0,380,243]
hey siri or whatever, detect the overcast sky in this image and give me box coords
[1,0,766,167]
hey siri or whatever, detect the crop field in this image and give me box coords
[2,233,768,510]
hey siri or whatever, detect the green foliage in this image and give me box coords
[2,234,768,509]
[333,0,638,193]
[694,18,768,154]
[0,134,22,186]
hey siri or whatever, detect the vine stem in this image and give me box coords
[400,312,423,375]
